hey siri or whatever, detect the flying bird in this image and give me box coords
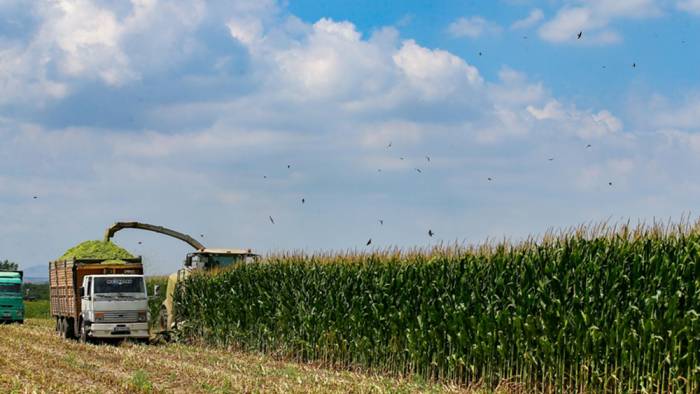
[269,216,275,224]
[263,175,267,179]
[548,158,554,161]
[301,198,305,204]
[577,31,583,39]
[425,155,430,162]
[200,234,204,238]
[632,63,636,68]
[488,177,493,181]
[138,241,142,245]
[586,144,592,148]
[379,219,383,226]
[32,196,38,199]
[478,51,482,56]
[377,169,382,172]
[400,157,404,160]
[415,168,422,173]
[386,142,392,149]
[428,229,434,237]
[366,238,372,246]
[608,182,613,186]
[287,164,291,169]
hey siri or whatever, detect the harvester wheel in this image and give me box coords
[158,305,169,333]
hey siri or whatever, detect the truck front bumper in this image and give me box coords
[1,310,22,322]
[88,322,149,338]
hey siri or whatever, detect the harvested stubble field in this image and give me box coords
[0,319,468,394]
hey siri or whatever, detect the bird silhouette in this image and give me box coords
[425,155,430,162]
[586,144,592,148]
[269,216,275,224]
[264,175,267,179]
[200,234,204,238]
[577,31,582,39]
[428,229,434,237]
[400,157,404,160]
[377,169,382,172]
[32,196,38,199]
[478,51,482,56]
[301,198,305,204]
[287,164,291,169]
[138,241,142,245]
[386,142,392,149]
[608,182,613,186]
[366,238,372,246]
[379,219,384,226]
[548,158,554,161]
[488,177,493,181]
[632,63,636,68]
[415,168,422,173]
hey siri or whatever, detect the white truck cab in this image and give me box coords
[80,274,150,341]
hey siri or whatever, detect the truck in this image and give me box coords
[49,258,150,342]
[0,271,24,324]
[103,221,259,334]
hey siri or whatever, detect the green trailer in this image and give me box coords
[0,271,23,323]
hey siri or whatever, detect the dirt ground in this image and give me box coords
[0,319,466,393]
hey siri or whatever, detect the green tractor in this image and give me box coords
[104,222,259,335]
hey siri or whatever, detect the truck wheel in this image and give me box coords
[79,320,89,343]
[63,318,75,340]
[58,317,66,339]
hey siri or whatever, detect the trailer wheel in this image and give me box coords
[67,318,76,340]
[59,318,67,338]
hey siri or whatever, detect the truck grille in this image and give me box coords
[100,311,140,323]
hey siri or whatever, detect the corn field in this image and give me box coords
[174,221,700,392]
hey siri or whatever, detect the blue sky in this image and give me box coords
[1,0,699,276]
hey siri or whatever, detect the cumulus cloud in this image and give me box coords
[447,16,502,38]
[511,9,544,30]
[678,0,700,14]
[538,0,661,44]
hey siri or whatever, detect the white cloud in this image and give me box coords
[511,9,544,30]
[678,0,700,14]
[538,0,661,44]
[447,16,501,38]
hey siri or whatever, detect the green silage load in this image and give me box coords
[59,240,135,261]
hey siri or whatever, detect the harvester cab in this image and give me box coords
[185,249,259,270]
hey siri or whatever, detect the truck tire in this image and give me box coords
[79,319,89,343]
[59,318,68,338]
[67,318,76,340]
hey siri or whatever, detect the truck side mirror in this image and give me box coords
[153,285,160,297]
[79,287,85,297]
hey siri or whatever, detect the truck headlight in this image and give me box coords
[138,311,148,322]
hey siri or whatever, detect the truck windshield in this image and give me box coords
[0,283,21,293]
[94,277,144,296]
